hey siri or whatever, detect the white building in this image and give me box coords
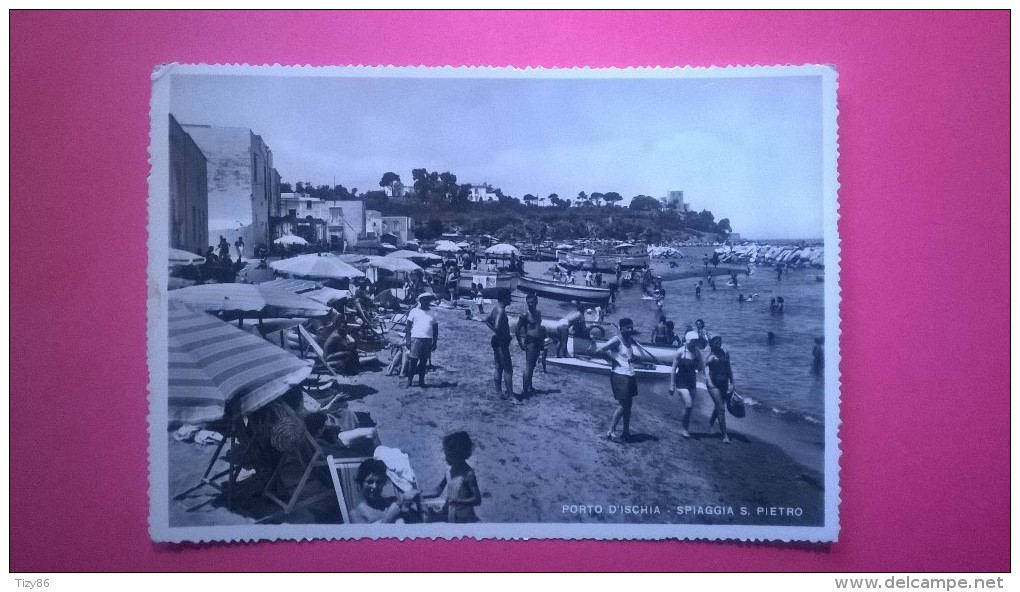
[180,123,278,257]
[660,190,690,212]
[467,183,498,203]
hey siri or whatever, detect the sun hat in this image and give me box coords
[417,292,435,303]
[684,330,702,344]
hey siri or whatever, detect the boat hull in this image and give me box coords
[516,275,611,305]
[559,253,649,272]
[544,356,674,379]
[457,272,518,295]
[568,336,677,365]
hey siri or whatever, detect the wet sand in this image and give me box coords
[170,298,824,527]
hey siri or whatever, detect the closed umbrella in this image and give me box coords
[167,300,312,424]
[274,234,308,246]
[485,243,520,256]
[169,248,206,266]
[270,254,365,280]
[168,284,330,318]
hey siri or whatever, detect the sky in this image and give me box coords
[170,69,827,239]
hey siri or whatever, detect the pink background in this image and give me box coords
[11,11,1009,571]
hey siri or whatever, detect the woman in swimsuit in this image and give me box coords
[669,331,707,439]
[705,335,735,443]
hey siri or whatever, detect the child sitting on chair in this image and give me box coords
[349,458,420,524]
[424,431,482,523]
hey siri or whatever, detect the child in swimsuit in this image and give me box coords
[425,431,482,523]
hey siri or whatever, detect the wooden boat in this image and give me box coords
[516,274,611,305]
[544,355,673,379]
[567,336,677,365]
[456,271,518,295]
[558,252,649,272]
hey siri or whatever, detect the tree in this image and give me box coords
[591,192,604,207]
[629,195,662,211]
[523,193,538,206]
[379,172,401,188]
[280,182,293,193]
[577,191,588,207]
[717,218,732,233]
[295,181,305,193]
[603,191,623,207]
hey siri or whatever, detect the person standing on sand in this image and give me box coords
[485,289,519,403]
[705,335,735,443]
[669,331,708,439]
[812,336,825,373]
[515,292,545,398]
[595,317,641,443]
[555,300,590,358]
[234,236,244,260]
[424,431,482,523]
[403,293,438,388]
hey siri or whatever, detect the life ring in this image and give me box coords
[588,325,606,339]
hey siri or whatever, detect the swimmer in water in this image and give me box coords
[738,293,746,303]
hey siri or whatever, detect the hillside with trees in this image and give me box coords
[282,168,734,243]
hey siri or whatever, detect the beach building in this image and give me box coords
[329,201,367,249]
[168,115,209,254]
[180,123,279,257]
[381,216,415,246]
[271,193,330,244]
[366,210,382,238]
[467,183,498,203]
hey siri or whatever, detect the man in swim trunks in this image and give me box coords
[515,292,545,398]
[595,317,640,443]
[485,289,519,403]
[403,293,438,388]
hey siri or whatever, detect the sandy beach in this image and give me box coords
[170,294,824,528]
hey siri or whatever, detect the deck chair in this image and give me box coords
[259,414,379,522]
[296,325,347,388]
[172,415,273,512]
[326,454,434,524]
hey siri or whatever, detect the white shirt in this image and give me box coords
[607,337,635,377]
[406,306,435,339]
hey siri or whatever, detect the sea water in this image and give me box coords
[522,245,828,470]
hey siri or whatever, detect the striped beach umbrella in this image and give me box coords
[167,300,312,424]
[169,283,330,318]
[169,247,206,266]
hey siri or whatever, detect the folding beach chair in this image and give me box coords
[259,412,379,522]
[326,453,435,523]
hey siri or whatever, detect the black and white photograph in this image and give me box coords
[148,64,840,542]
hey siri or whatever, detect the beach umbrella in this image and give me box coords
[380,243,398,251]
[167,300,312,424]
[169,248,206,266]
[371,256,422,273]
[303,287,351,305]
[485,243,520,256]
[388,250,442,264]
[614,243,636,250]
[335,253,370,264]
[433,243,461,253]
[455,241,472,249]
[555,244,574,251]
[256,278,321,293]
[169,283,330,318]
[270,253,365,280]
[274,233,308,246]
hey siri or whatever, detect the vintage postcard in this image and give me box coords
[148,64,840,542]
